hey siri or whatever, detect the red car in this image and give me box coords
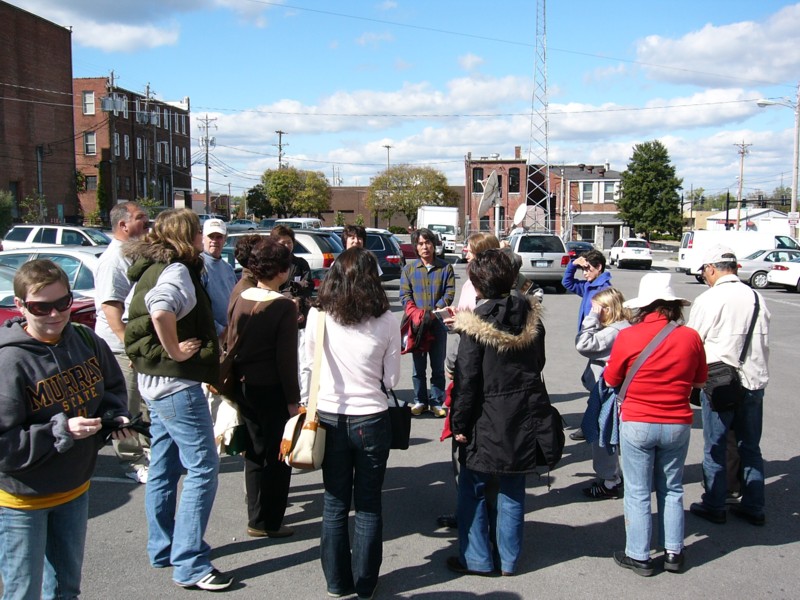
[0,265,96,328]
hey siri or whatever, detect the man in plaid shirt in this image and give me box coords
[400,228,456,417]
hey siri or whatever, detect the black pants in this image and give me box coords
[239,382,292,531]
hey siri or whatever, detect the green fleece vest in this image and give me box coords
[125,260,220,384]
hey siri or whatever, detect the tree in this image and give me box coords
[334,211,346,226]
[0,190,14,238]
[245,184,273,218]
[618,140,683,238]
[260,167,331,218]
[96,165,110,222]
[366,165,457,227]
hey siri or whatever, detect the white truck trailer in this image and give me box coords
[416,205,459,257]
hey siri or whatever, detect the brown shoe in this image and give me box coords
[247,525,295,538]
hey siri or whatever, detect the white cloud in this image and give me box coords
[635,4,800,86]
[458,53,484,71]
[74,20,181,52]
[378,1,398,10]
[356,31,395,46]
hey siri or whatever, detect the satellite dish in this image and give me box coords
[513,204,538,229]
[477,170,499,217]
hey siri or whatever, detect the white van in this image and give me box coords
[678,230,800,280]
[274,217,322,230]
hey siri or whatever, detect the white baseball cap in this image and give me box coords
[203,218,227,237]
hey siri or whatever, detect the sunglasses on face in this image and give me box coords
[22,293,74,316]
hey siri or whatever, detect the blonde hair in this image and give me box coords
[147,208,202,266]
[467,232,500,255]
[593,287,631,327]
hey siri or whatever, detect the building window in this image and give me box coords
[124,135,130,159]
[163,143,169,165]
[163,109,169,130]
[604,182,615,202]
[509,168,520,193]
[125,177,131,191]
[82,91,95,115]
[135,99,141,122]
[153,107,160,127]
[136,137,142,160]
[581,182,593,203]
[175,111,179,132]
[113,133,120,156]
[175,146,180,166]
[182,147,187,168]
[122,97,129,119]
[85,175,97,190]
[156,142,162,163]
[84,132,96,155]
[116,176,121,191]
[472,167,484,193]
[181,115,186,134]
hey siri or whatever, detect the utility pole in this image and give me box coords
[383,144,392,171]
[275,130,287,169]
[734,141,751,231]
[108,70,118,210]
[143,83,151,200]
[198,115,217,214]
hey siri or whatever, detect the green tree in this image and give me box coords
[354,213,365,226]
[334,211,346,226]
[366,165,457,227]
[136,197,162,219]
[245,184,272,218]
[260,167,330,218]
[619,141,683,238]
[0,190,14,237]
[96,165,110,222]
[19,192,46,223]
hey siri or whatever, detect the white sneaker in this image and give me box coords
[178,568,234,591]
[410,402,427,416]
[125,464,148,484]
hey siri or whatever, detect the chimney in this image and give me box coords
[578,163,585,171]
[598,168,606,177]
[587,165,594,173]
[514,146,521,159]
[605,161,610,171]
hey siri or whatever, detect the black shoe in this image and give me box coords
[446,556,496,577]
[690,502,727,524]
[664,550,685,573]
[729,504,765,526]
[583,480,623,500]
[178,569,234,591]
[436,514,457,529]
[569,430,585,441]
[613,551,654,577]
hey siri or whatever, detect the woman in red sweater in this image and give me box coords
[604,273,707,576]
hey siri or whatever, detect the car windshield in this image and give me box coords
[743,250,767,260]
[625,240,648,248]
[517,236,564,253]
[84,228,112,244]
[429,224,455,235]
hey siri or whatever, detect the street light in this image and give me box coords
[757,82,800,238]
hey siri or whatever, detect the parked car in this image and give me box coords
[198,213,226,223]
[274,217,323,230]
[566,240,595,259]
[226,219,258,232]
[0,263,97,327]
[737,248,800,289]
[257,218,277,230]
[365,229,404,281]
[0,246,106,298]
[2,224,111,250]
[609,238,652,269]
[507,233,570,291]
[766,256,800,292]
[225,230,343,269]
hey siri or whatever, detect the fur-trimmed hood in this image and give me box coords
[453,295,543,352]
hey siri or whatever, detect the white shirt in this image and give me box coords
[94,238,131,353]
[306,307,401,415]
[687,274,770,390]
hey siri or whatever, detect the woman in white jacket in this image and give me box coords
[575,287,631,499]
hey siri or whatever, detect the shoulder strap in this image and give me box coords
[738,292,760,366]
[305,311,326,419]
[617,321,678,403]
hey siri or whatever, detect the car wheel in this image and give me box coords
[609,256,615,266]
[695,275,705,283]
[796,278,800,294]
[643,262,652,270]
[750,271,768,289]
[555,282,567,294]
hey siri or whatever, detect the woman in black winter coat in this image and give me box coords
[448,249,562,577]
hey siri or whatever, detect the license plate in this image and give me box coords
[634,249,642,254]
[534,260,548,267]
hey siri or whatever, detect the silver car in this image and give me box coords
[225,230,343,269]
[508,233,569,292]
[0,246,107,298]
[737,248,800,289]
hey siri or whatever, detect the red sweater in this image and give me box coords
[604,313,707,424]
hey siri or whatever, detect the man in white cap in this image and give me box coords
[201,218,237,337]
[687,244,770,526]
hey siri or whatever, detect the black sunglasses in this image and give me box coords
[23,292,74,316]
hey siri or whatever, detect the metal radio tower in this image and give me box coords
[526,0,552,232]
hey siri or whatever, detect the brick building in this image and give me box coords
[73,77,192,219]
[464,147,623,249]
[0,1,79,222]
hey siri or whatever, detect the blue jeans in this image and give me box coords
[701,388,765,514]
[318,411,391,598]
[0,490,88,600]
[411,321,447,407]
[620,421,690,561]
[144,384,220,586]
[457,467,525,574]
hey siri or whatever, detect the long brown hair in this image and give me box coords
[316,248,389,325]
[147,208,203,268]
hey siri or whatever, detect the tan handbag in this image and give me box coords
[279,310,327,470]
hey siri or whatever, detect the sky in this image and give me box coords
[9,0,800,202]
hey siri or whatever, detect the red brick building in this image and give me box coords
[0,1,79,222]
[73,78,192,219]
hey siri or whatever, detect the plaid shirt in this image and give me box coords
[400,258,455,310]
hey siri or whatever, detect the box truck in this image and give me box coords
[678,230,800,280]
[416,206,459,256]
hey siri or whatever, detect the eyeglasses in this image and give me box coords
[22,293,73,316]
